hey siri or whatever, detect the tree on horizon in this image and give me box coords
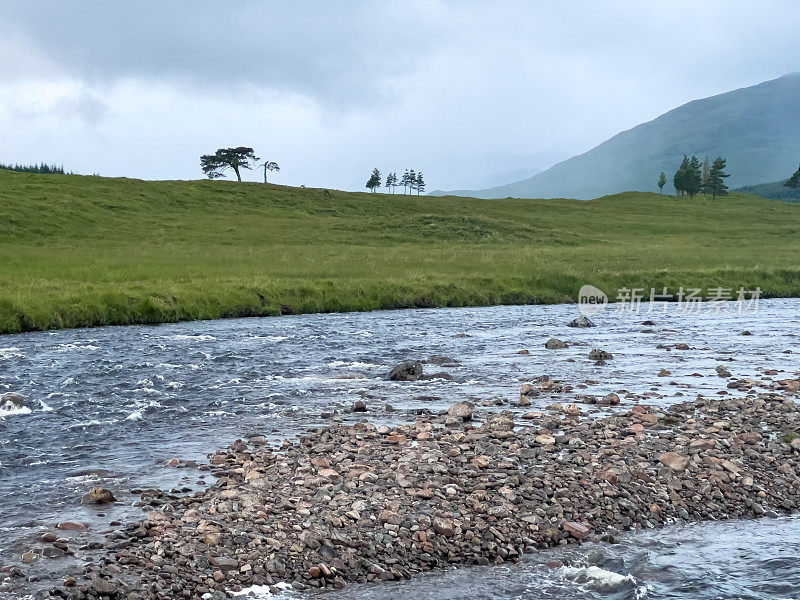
[366,168,381,192]
[701,157,730,200]
[657,172,666,194]
[385,172,397,193]
[685,156,702,198]
[408,169,417,194]
[260,161,280,183]
[673,156,689,196]
[200,147,259,181]
[415,172,426,195]
[401,169,410,194]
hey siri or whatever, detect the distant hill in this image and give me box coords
[425,151,564,195]
[736,180,800,202]
[433,73,800,199]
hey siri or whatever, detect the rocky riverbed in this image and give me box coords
[20,383,800,600]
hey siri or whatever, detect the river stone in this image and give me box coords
[0,392,28,407]
[659,452,689,472]
[387,361,423,381]
[424,355,460,366]
[57,522,88,531]
[210,556,239,571]
[588,349,613,360]
[42,546,66,558]
[447,402,473,421]
[563,521,591,540]
[432,517,454,537]
[599,393,620,406]
[716,365,732,378]
[90,577,118,595]
[545,338,568,349]
[568,316,596,328]
[82,487,116,504]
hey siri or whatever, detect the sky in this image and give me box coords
[1,0,799,191]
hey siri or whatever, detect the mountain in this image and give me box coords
[424,151,564,194]
[434,73,800,199]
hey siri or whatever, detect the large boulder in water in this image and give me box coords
[82,487,116,504]
[388,361,423,381]
[0,392,28,408]
[447,402,474,421]
[568,316,596,328]
[545,338,568,349]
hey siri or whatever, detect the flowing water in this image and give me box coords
[1,300,799,598]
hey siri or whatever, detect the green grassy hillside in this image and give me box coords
[1,169,800,334]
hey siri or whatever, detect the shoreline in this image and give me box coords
[1,292,796,338]
[26,384,800,599]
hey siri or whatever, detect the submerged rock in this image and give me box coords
[545,338,569,349]
[81,487,116,505]
[0,392,28,408]
[716,365,732,378]
[388,361,423,381]
[423,355,460,366]
[588,349,613,360]
[568,316,596,328]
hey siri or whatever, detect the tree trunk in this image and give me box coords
[233,165,242,182]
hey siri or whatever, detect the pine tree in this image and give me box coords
[657,172,666,194]
[401,169,410,194]
[702,157,730,200]
[415,172,425,195]
[408,169,417,194]
[673,156,689,197]
[385,172,394,193]
[785,164,800,189]
[685,156,702,198]
[366,168,381,192]
[200,147,259,181]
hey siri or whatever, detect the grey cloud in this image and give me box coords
[3,1,441,107]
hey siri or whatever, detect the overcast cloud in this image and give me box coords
[1,0,799,190]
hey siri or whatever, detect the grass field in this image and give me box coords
[1,168,800,334]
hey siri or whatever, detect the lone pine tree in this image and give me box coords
[701,157,730,200]
[200,147,259,182]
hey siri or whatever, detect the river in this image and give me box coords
[1,300,798,598]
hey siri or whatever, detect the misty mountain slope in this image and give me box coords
[439,73,800,199]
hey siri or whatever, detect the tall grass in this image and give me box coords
[1,170,799,333]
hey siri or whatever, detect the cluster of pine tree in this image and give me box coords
[671,155,729,199]
[0,162,68,174]
[366,168,426,194]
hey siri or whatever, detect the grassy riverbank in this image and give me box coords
[2,168,800,334]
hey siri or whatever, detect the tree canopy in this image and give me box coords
[200,147,259,182]
[366,168,381,192]
[260,161,280,183]
[673,155,702,197]
[701,157,730,200]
